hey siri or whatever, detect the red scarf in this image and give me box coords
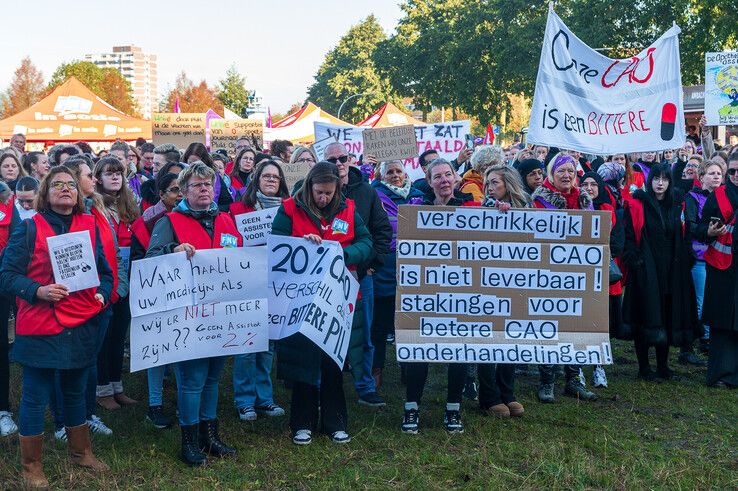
[543,178,581,210]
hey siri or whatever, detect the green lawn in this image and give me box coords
[0,340,736,490]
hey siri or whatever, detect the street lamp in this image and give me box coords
[337,92,380,120]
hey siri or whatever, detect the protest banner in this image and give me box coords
[314,120,471,182]
[311,133,338,161]
[152,113,206,149]
[395,205,612,365]
[705,52,738,126]
[234,208,277,246]
[281,161,309,192]
[362,124,419,161]
[128,248,269,371]
[210,119,264,157]
[527,5,685,154]
[47,231,99,292]
[267,236,359,368]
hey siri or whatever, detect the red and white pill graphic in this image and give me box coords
[660,103,676,140]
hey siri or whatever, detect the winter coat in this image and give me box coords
[459,169,485,203]
[684,186,710,261]
[411,177,432,196]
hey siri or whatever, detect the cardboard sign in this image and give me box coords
[281,161,309,193]
[267,236,359,369]
[362,124,419,161]
[210,119,264,157]
[234,208,277,246]
[395,205,612,365]
[705,52,738,126]
[47,231,99,293]
[527,6,685,154]
[152,113,206,149]
[314,120,471,182]
[128,248,269,371]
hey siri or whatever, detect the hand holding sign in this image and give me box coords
[46,230,100,293]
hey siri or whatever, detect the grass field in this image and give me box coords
[0,340,736,490]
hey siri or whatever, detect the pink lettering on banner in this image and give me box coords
[601,48,656,88]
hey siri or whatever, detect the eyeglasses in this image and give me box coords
[165,187,181,194]
[296,158,315,164]
[728,168,738,176]
[327,155,349,164]
[50,181,77,191]
[188,181,213,189]
[260,174,280,182]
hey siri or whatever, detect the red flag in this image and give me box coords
[486,122,495,144]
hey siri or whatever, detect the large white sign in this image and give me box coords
[527,6,685,154]
[128,248,269,371]
[705,52,738,126]
[47,231,99,293]
[234,208,277,247]
[267,236,359,368]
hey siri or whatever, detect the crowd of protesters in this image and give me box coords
[0,120,736,487]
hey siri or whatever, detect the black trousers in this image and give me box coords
[405,363,466,405]
[371,295,395,370]
[0,296,10,411]
[290,352,347,434]
[97,297,130,387]
[634,332,669,375]
[478,364,516,408]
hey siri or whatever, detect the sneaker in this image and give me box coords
[593,366,608,388]
[87,415,113,435]
[292,429,312,445]
[537,383,555,403]
[386,333,395,343]
[401,407,419,434]
[678,352,706,366]
[358,392,386,407]
[255,404,285,417]
[0,411,18,436]
[54,426,67,442]
[146,405,173,429]
[578,368,587,387]
[331,431,351,444]
[463,381,478,401]
[443,410,464,434]
[564,381,598,401]
[238,406,257,422]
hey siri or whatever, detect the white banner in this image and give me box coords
[314,120,471,182]
[128,248,269,371]
[234,208,277,246]
[705,52,738,126]
[47,231,99,293]
[527,6,685,154]
[267,236,359,369]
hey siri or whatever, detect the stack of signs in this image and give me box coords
[152,113,207,149]
[395,205,612,365]
[128,248,269,371]
[267,236,359,368]
[705,52,738,126]
[210,119,264,157]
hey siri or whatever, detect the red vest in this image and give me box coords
[16,214,103,335]
[168,211,243,249]
[281,197,356,248]
[704,185,734,270]
[0,197,14,253]
[130,216,151,250]
[112,217,132,247]
[229,201,256,218]
[90,208,119,304]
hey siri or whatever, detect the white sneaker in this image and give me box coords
[87,415,113,436]
[0,411,18,436]
[593,366,608,388]
[578,368,587,387]
[54,427,67,442]
[292,429,312,445]
[331,431,351,444]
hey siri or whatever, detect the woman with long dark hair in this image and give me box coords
[184,142,234,211]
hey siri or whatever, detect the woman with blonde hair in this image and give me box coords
[460,145,505,202]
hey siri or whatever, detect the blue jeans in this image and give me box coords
[233,341,275,409]
[175,356,226,426]
[21,366,87,436]
[691,260,709,339]
[354,275,376,396]
[148,364,179,407]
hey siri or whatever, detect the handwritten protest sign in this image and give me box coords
[281,161,309,192]
[47,231,99,292]
[315,120,470,182]
[527,6,685,154]
[395,205,612,365]
[234,208,277,246]
[152,113,206,149]
[210,119,264,157]
[128,248,269,371]
[267,236,359,368]
[362,124,418,161]
[705,52,738,126]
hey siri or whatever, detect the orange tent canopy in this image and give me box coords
[0,77,152,142]
[356,102,424,127]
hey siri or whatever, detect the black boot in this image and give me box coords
[199,419,236,458]
[180,424,207,467]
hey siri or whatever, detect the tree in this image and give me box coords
[2,57,45,117]
[307,15,398,122]
[164,72,223,114]
[48,61,139,116]
[217,65,250,116]
[270,101,305,125]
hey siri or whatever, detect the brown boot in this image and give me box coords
[97,395,120,411]
[372,368,383,391]
[66,424,109,472]
[19,434,49,489]
[113,392,138,406]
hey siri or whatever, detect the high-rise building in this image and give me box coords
[85,45,158,119]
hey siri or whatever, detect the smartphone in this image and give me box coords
[465,134,474,151]
[710,216,724,227]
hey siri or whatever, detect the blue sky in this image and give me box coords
[0,0,404,112]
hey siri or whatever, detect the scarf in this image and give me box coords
[255,191,283,210]
[382,179,412,199]
[543,178,582,210]
[174,198,219,219]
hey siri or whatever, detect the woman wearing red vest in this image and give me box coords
[147,162,242,466]
[272,162,372,446]
[698,151,738,387]
[92,157,140,411]
[230,160,289,422]
[0,166,114,488]
[622,163,698,381]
